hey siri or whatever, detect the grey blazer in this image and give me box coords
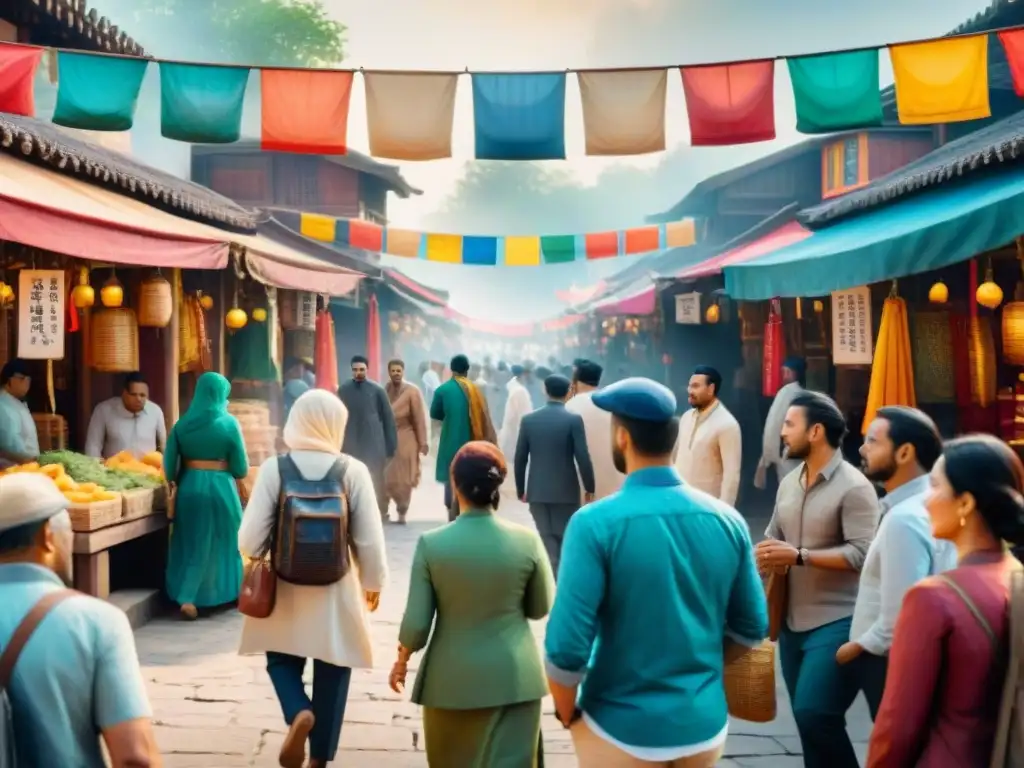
[514,402,595,505]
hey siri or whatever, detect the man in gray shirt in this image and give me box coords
[836,406,956,718]
[755,391,879,768]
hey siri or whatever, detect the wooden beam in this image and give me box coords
[72,513,168,555]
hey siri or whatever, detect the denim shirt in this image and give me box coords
[544,466,768,749]
[0,564,151,766]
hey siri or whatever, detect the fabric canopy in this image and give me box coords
[594,285,657,316]
[724,167,1024,300]
[677,221,811,280]
[0,152,229,268]
[240,233,363,296]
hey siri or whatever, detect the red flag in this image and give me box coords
[999,30,1024,97]
[681,60,776,146]
[261,69,353,154]
[0,44,43,116]
[366,294,382,382]
[762,299,786,397]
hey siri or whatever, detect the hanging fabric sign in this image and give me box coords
[674,292,701,324]
[763,298,786,396]
[471,72,567,160]
[889,35,991,125]
[18,270,65,360]
[832,286,873,365]
[577,68,667,156]
[998,29,1024,98]
[680,60,776,146]
[364,71,458,160]
[52,51,148,131]
[787,50,883,133]
[159,62,250,143]
[0,43,43,116]
[261,69,354,154]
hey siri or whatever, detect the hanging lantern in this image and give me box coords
[977,260,1003,310]
[251,307,268,322]
[928,281,949,305]
[100,274,124,308]
[0,282,14,309]
[225,307,247,330]
[705,304,721,324]
[71,267,94,309]
[198,292,214,311]
[1003,244,1024,366]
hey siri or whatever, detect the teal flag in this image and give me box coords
[541,235,576,264]
[787,50,883,134]
[52,52,148,131]
[160,62,249,143]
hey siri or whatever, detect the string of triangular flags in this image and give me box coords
[290,210,697,265]
[0,26,1022,160]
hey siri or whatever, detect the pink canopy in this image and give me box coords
[676,221,811,280]
[594,286,657,316]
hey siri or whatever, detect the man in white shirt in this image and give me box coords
[0,358,39,466]
[837,405,956,718]
[755,357,805,490]
[84,372,166,459]
[673,365,742,506]
[567,359,624,502]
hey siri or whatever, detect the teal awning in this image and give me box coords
[724,167,1024,300]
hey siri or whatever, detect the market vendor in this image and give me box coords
[0,358,38,465]
[84,371,166,459]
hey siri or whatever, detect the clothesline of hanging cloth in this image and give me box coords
[1,23,1024,159]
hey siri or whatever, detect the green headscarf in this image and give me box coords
[176,371,231,435]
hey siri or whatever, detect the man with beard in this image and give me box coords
[383,360,428,525]
[338,355,398,520]
[545,378,767,767]
[755,391,879,768]
[836,406,956,718]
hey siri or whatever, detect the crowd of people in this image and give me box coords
[2,351,1024,767]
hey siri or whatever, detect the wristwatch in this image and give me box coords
[796,548,810,566]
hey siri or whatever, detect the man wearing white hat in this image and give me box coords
[0,474,158,767]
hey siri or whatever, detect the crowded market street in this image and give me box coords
[137,475,873,768]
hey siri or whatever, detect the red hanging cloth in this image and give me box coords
[762,298,786,397]
[366,293,382,382]
[314,308,338,392]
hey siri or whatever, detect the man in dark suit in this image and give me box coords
[515,374,595,576]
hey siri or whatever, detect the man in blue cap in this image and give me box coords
[544,377,768,767]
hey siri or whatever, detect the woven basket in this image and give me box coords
[152,484,168,511]
[969,316,998,408]
[138,275,173,328]
[68,496,123,532]
[724,640,777,723]
[32,413,67,452]
[121,488,155,521]
[911,311,955,404]
[91,308,139,373]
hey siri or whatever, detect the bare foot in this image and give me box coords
[279,709,315,768]
[180,604,198,621]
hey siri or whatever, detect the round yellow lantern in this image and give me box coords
[251,307,268,322]
[225,307,247,330]
[199,294,214,311]
[705,304,721,324]
[977,280,1004,310]
[812,300,824,313]
[928,281,949,305]
[100,276,124,308]
[72,267,94,309]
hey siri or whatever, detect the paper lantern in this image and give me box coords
[199,293,214,311]
[225,307,248,330]
[1004,302,1024,366]
[72,267,94,309]
[928,281,949,305]
[705,304,720,324]
[969,316,997,407]
[252,307,268,322]
[100,276,124,308]
[813,300,824,313]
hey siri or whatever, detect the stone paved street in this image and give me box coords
[137,477,873,767]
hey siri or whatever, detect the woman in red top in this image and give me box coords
[868,434,1023,767]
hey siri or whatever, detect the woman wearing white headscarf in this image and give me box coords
[238,389,388,768]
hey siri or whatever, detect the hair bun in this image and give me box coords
[987,484,1024,547]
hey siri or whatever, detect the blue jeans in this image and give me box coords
[778,617,860,768]
[265,652,352,762]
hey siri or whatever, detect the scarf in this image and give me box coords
[454,375,496,443]
[176,372,230,435]
[284,389,347,455]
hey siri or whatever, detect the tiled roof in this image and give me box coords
[18,0,145,55]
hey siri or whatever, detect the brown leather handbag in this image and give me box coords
[239,556,276,618]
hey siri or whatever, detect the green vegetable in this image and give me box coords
[39,450,162,491]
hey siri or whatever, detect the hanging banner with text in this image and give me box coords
[18,269,65,360]
[831,285,873,365]
[675,292,702,324]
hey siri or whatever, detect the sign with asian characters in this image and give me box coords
[17,270,65,360]
[831,286,872,365]
[674,292,701,325]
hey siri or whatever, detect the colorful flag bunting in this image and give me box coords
[336,218,384,252]
[364,71,458,160]
[787,50,882,133]
[472,73,567,160]
[889,36,990,125]
[0,44,42,116]
[541,235,576,264]
[585,231,619,260]
[160,62,249,143]
[52,51,147,131]
[261,69,353,154]
[680,60,776,146]
[299,212,336,242]
[504,236,542,266]
[384,228,422,258]
[665,219,697,248]
[998,30,1024,98]
[425,234,463,263]
[462,236,499,266]
[624,226,661,255]
[577,69,667,156]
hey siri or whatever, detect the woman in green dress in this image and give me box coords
[389,440,554,767]
[164,372,249,620]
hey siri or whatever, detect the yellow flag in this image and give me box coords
[890,36,990,124]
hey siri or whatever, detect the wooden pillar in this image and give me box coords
[163,269,181,426]
[216,270,227,375]
[77,308,91,450]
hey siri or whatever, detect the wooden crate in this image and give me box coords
[152,484,168,511]
[68,496,122,532]
[121,488,155,521]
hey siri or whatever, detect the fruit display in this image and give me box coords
[105,450,164,478]
[0,462,119,504]
[36,450,163,492]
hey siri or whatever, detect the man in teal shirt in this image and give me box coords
[545,377,768,767]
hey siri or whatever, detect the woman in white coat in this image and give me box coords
[238,389,388,768]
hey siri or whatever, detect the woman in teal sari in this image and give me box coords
[164,372,250,619]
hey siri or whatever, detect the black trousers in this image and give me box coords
[853,651,889,720]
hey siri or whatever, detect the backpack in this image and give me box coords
[943,568,1024,767]
[1,591,74,768]
[273,454,350,586]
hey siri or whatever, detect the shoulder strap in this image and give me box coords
[277,453,301,485]
[990,567,1024,768]
[324,456,348,484]
[0,590,75,690]
[940,574,998,649]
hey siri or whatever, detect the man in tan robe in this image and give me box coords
[384,359,428,524]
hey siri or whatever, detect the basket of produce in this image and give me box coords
[121,487,156,521]
[0,462,124,532]
[36,450,164,495]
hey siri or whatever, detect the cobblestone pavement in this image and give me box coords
[137,477,873,767]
